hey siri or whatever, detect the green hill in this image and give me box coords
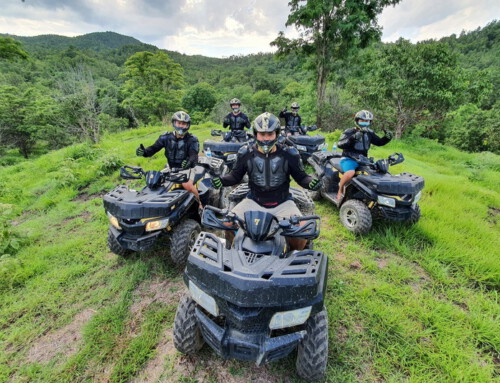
[0,126,498,382]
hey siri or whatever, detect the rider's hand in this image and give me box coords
[211,177,223,189]
[181,159,191,169]
[308,177,322,191]
[383,129,393,140]
[282,107,287,113]
[136,144,145,157]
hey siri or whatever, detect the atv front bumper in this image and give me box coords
[195,308,305,365]
[378,205,415,221]
[109,225,162,252]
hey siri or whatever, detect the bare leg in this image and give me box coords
[182,180,202,209]
[337,170,355,200]
[287,220,307,251]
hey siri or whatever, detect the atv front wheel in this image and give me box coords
[169,219,201,265]
[339,199,372,235]
[296,308,328,381]
[173,293,204,354]
[408,203,421,224]
[107,229,131,257]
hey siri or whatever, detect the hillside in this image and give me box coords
[0,126,498,382]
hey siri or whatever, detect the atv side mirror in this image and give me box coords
[120,166,143,179]
[211,129,222,136]
[307,125,319,132]
[388,153,404,166]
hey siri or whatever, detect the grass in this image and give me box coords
[0,125,498,382]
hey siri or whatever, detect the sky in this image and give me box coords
[0,0,498,58]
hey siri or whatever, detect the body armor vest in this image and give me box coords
[227,114,248,131]
[353,131,371,153]
[248,152,289,190]
[285,115,301,129]
[165,134,187,166]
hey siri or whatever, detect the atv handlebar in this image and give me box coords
[120,165,144,179]
[211,129,223,136]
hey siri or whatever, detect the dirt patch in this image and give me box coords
[375,257,389,269]
[26,308,96,364]
[71,192,105,203]
[487,206,500,224]
[130,279,185,319]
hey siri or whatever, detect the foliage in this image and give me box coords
[181,82,217,121]
[0,36,29,60]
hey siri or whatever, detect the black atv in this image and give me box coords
[103,156,226,264]
[308,151,424,234]
[281,125,327,163]
[203,129,254,170]
[173,205,329,381]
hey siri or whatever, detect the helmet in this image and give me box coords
[253,112,281,154]
[229,98,241,106]
[291,102,300,109]
[171,111,191,135]
[354,110,373,122]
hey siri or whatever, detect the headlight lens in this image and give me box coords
[296,144,307,151]
[269,306,312,330]
[226,153,237,161]
[189,281,219,316]
[144,218,169,232]
[377,195,396,208]
[413,191,422,203]
[107,212,121,230]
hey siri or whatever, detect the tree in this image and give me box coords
[0,37,29,60]
[350,39,462,138]
[121,51,184,124]
[251,90,273,113]
[182,82,217,114]
[272,0,401,126]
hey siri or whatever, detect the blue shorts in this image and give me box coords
[340,158,359,172]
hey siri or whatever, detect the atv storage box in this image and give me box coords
[356,172,424,195]
[203,140,244,154]
[288,134,325,146]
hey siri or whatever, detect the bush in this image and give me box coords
[97,152,124,176]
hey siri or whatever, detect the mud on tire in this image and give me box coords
[169,219,201,265]
[107,228,131,257]
[296,308,328,381]
[173,293,204,354]
[339,199,372,235]
[408,203,421,224]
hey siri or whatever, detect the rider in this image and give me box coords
[211,112,322,250]
[336,110,393,200]
[222,98,251,141]
[279,102,302,136]
[135,111,202,210]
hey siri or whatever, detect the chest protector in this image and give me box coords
[165,134,188,165]
[286,115,301,129]
[248,151,289,190]
[353,131,371,153]
[229,114,247,131]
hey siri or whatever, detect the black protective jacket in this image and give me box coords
[223,112,250,131]
[338,128,390,160]
[279,111,302,133]
[142,132,199,168]
[220,144,313,206]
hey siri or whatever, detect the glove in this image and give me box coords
[181,159,191,169]
[308,177,322,191]
[136,144,145,157]
[383,129,393,140]
[282,107,287,113]
[211,177,223,189]
[354,131,363,141]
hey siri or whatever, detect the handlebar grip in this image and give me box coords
[204,205,226,215]
[300,215,320,221]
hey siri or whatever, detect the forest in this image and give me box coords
[0,19,499,161]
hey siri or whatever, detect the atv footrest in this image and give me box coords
[195,308,305,365]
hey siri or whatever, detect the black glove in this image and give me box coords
[211,177,223,189]
[383,129,393,140]
[181,159,191,169]
[136,144,145,157]
[308,177,322,191]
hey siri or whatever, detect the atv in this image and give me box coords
[173,205,329,381]
[281,125,327,163]
[203,129,254,170]
[103,156,226,264]
[308,151,424,235]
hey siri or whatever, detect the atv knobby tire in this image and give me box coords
[340,199,372,235]
[409,203,421,224]
[107,229,132,257]
[309,189,321,201]
[169,219,201,265]
[173,293,204,354]
[296,307,329,381]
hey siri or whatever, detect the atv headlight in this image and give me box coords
[377,195,396,208]
[144,218,169,232]
[317,143,326,150]
[189,281,219,317]
[413,191,422,204]
[269,306,312,330]
[107,212,121,230]
[226,153,237,161]
[296,144,307,152]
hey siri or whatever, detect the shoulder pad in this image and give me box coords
[237,143,251,156]
[366,128,374,134]
[345,128,357,134]
[160,131,171,137]
[188,133,199,142]
[283,145,300,157]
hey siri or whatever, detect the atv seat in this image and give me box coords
[288,135,325,146]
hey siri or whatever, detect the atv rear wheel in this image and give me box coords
[296,307,328,381]
[169,219,201,265]
[173,293,204,354]
[408,203,421,224]
[107,229,132,257]
[339,199,372,235]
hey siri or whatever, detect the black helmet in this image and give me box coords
[253,112,280,154]
[171,111,191,135]
[354,110,373,122]
[229,98,241,106]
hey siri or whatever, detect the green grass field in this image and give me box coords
[1,124,499,382]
